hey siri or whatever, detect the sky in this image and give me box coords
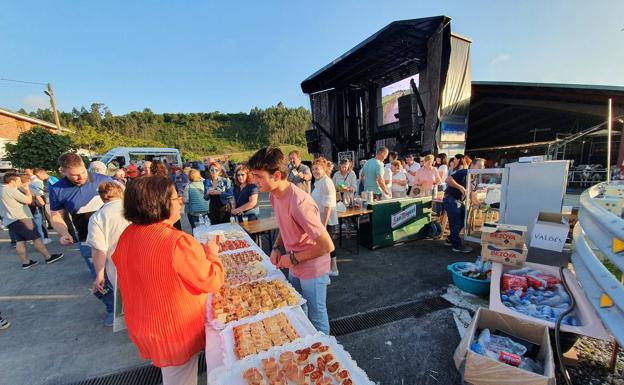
[1,0,623,115]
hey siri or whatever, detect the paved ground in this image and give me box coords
[0,194,479,385]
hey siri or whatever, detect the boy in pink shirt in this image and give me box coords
[248,147,335,334]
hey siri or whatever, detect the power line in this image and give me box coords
[0,77,47,86]
[0,83,42,88]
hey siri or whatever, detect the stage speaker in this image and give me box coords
[398,94,413,136]
[305,130,320,154]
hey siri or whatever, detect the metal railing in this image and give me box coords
[567,169,607,187]
[571,182,624,345]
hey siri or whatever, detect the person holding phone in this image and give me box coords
[86,182,130,327]
[203,162,232,224]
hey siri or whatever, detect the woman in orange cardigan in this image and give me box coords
[112,176,224,385]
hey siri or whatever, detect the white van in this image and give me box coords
[100,147,182,169]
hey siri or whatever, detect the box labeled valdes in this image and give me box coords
[530,212,569,252]
[481,222,527,249]
[453,308,555,385]
[482,244,528,267]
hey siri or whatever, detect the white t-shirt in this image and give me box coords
[383,167,393,190]
[405,162,420,186]
[310,175,338,226]
[438,164,449,182]
[391,170,408,196]
[86,199,130,286]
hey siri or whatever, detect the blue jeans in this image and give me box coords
[288,273,330,334]
[79,243,96,279]
[444,196,465,249]
[32,211,47,239]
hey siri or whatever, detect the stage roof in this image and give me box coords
[300,16,451,94]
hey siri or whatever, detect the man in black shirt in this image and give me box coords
[443,154,472,253]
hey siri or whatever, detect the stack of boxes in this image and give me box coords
[480,223,528,267]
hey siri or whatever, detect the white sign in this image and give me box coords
[391,204,418,229]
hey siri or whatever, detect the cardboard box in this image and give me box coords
[454,308,555,385]
[482,244,528,266]
[594,197,624,217]
[481,222,527,249]
[529,212,570,252]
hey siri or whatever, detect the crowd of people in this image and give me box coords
[0,146,488,385]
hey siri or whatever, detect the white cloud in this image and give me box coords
[21,94,49,111]
[489,54,512,66]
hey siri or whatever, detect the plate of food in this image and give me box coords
[207,278,305,330]
[220,309,317,366]
[209,332,375,385]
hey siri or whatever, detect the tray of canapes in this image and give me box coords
[221,249,281,287]
[208,332,375,385]
[220,310,317,366]
[208,278,305,330]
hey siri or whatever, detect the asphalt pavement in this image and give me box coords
[0,194,474,385]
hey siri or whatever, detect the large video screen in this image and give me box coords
[380,74,419,125]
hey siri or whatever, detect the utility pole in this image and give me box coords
[44,83,61,134]
[607,98,612,183]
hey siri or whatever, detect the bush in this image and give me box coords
[4,127,74,170]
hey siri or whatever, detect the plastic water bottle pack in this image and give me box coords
[470,328,544,374]
[500,267,579,326]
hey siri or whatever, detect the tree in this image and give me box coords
[4,127,74,170]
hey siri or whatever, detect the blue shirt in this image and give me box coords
[233,184,259,216]
[50,172,113,241]
[47,176,59,192]
[203,177,233,204]
[444,169,468,200]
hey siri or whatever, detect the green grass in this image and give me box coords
[213,144,311,163]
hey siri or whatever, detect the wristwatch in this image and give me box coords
[289,250,299,266]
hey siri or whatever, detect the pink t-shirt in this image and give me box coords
[414,167,441,194]
[269,183,330,279]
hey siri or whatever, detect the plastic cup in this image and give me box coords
[230,216,236,224]
[242,216,249,223]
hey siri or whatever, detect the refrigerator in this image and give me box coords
[499,160,570,237]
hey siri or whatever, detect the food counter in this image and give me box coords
[358,196,432,249]
[193,223,375,385]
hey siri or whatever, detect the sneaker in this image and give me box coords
[444,238,452,246]
[43,238,52,245]
[329,270,340,277]
[452,245,473,253]
[45,253,64,264]
[22,260,39,270]
[104,312,114,327]
[0,318,10,330]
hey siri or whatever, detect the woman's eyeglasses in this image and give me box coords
[236,173,246,177]
[209,168,219,173]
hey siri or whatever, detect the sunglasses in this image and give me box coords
[209,168,219,172]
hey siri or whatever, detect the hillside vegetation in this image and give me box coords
[21,102,311,160]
